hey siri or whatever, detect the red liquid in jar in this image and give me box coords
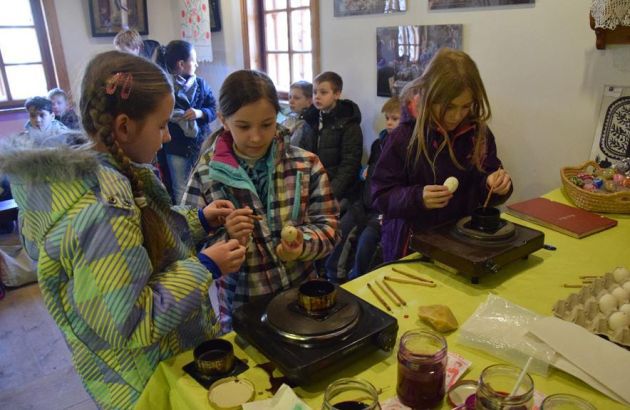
[397,357,446,409]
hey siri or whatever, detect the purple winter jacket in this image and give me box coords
[371,112,512,262]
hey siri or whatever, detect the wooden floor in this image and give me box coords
[0,284,97,410]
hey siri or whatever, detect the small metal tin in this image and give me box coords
[194,339,235,376]
[447,379,478,409]
[208,377,255,410]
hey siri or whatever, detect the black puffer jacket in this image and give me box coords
[299,99,363,201]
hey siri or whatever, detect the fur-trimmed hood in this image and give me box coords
[0,131,98,183]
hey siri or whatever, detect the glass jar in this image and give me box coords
[322,378,381,410]
[540,394,596,410]
[475,364,534,410]
[396,329,448,409]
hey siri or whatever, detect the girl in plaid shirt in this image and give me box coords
[183,70,340,332]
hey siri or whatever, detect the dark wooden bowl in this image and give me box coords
[297,280,337,313]
[194,339,235,376]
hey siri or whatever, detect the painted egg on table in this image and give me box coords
[612,266,630,283]
[608,311,630,331]
[599,293,618,314]
[444,176,459,193]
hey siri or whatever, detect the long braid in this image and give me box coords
[81,51,173,272]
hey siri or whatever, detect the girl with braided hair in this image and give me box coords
[0,51,245,409]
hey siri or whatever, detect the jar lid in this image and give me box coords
[208,376,255,410]
[447,379,478,409]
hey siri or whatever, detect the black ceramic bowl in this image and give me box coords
[470,207,501,232]
[297,280,337,313]
[194,339,235,376]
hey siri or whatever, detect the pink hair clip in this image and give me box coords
[105,72,133,100]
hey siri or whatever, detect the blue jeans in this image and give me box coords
[165,154,195,204]
[350,224,380,280]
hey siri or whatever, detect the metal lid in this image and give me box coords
[208,377,255,410]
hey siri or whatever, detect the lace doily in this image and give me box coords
[591,0,630,30]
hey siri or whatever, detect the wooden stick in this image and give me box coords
[376,281,400,307]
[385,276,437,288]
[367,283,391,311]
[563,284,583,288]
[382,280,407,306]
[483,166,502,209]
[250,214,264,221]
[392,267,434,284]
[579,275,600,279]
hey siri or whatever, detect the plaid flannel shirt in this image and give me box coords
[183,128,340,332]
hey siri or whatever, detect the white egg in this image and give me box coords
[620,304,630,316]
[281,225,298,243]
[611,287,630,304]
[612,266,630,283]
[623,281,630,294]
[608,311,630,331]
[599,293,618,314]
[444,176,459,193]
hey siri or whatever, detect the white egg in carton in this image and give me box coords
[552,267,630,348]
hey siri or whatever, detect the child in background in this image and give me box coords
[371,48,512,262]
[23,96,67,137]
[299,71,363,206]
[156,40,217,203]
[283,80,312,132]
[325,97,401,281]
[48,88,80,129]
[183,70,339,333]
[0,51,246,409]
[113,28,143,55]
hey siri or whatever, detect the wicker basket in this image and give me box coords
[561,161,630,213]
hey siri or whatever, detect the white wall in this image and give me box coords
[318,0,630,201]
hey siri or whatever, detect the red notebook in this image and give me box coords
[506,197,617,238]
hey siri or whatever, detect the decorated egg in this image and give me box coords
[608,311,629,331]
[444,176,459,193]
[612,267,630,283]
[583,183,596,192]
[623,177,630,188]
[599,293,618,314]
[620,304,630,316]
[601,168,615,180]
[611,287,630,304]
[604,180,617,192]
[613,173,625,186]
[281,225,298,243]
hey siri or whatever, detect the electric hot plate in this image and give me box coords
[232,286,398,384]
[410,216,545,283]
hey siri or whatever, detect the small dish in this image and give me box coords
[208,377,255,410]
[297,280,337,313]
[447,379,478,409]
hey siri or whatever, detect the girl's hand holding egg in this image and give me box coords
[276,224,303,262]
[422,185,453,209]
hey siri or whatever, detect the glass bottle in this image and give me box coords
[540,394,596,410]
[396,329,448,409]
[475,364,534,410]
[322,378,381,410]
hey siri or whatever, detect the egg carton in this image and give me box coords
[552,268,630,348]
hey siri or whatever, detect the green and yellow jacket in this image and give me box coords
[0,132,218,410]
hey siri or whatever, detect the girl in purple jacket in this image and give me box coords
[371,48,513,262]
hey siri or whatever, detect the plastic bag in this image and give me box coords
[459,294,557,376]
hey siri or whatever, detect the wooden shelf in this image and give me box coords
[590,12,630,49]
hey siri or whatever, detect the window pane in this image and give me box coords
[6,64,48,100]
[0,76,7,102]
[291,10,311,52]
[290,0,310,7]
[0,0,34,26]
[292,53,312,84]
[265,12,288,52]
[267,53,290,92]
[264,0,287,10]
[0,28,42,64]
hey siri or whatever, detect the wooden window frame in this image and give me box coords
[241,0,320,100]
[0,0,69,113]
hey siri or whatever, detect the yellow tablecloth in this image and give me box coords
[136,189,630,410]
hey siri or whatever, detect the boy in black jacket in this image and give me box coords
[297,72,363,205]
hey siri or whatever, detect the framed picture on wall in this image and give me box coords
[88,0,149,37]
[210,0,222,32]
[334,0,407,17]
[377,24,463,97]
[429,0,534,10]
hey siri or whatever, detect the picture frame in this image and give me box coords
[334,0,407,17]
[428,0,534,10]
[210,0,222,32]
[88,0,148,37]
